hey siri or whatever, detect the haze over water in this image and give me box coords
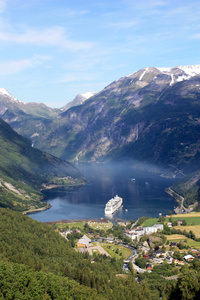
[30,163,176,222]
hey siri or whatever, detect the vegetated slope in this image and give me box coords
[0,208,153,299]
[0,118,85,212]
[171,169,200,209]
[1,208,200,299]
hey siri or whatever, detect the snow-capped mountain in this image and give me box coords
[0,88,19,102]
[0,64,199,168]
[156,65,200,86]
[27,64,199,165]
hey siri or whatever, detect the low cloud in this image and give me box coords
[0,26,93,51]
[0,54,51,76]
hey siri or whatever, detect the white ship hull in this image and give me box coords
[105,195,123,215]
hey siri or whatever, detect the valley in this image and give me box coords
[0,65,200,299]
[0,64,199,212]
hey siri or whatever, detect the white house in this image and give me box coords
[184,254,194,261]
[77,235,92,248]
[143,224,163,234]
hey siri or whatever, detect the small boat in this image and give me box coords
[131,178,136,183]
[125,209,128,212]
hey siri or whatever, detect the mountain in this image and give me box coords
[10,65,199,170]
[171,169,200,209]
[0,88,58,119]
[0,89,97,146]
[0,118,86,212]
[61,92,96,112]
[0,65,199,171]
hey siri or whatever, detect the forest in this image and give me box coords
[0,207,200,299]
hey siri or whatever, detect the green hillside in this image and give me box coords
[0,118,86,212]
[1,208,200,299]
[0,208,151,299]
[172,169,200,209]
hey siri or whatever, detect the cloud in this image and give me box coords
[0,54,51,75]
[0,0,6,13]
[191,33,200,40]
[0,26,94,51]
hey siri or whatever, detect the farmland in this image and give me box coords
[166,234,200,248]
[174,225,200,238]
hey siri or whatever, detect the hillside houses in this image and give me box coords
[125,224,164,240]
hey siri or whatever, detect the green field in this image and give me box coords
[166,216,200,225]
[141,214,200,227]
[141,218,159,227]
[101,243,132,260]
[54,221,85,230]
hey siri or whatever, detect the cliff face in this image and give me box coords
[28,66,200,171]
[0,66,200,172]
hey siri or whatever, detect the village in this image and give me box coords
[53,211,200,278]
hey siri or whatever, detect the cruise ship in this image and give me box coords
[105,195,123,215]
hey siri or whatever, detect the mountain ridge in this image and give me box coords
[0,118,86,212]
[0,64,199,168]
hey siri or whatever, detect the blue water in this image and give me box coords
[29,163,176,222]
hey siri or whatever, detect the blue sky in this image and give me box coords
[0,0,199,107]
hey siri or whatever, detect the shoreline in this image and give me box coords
[23,181,88,215]
[22,203,52,215]
[165,187,194,214]
[40,181,87,192]
[44,218,113,224]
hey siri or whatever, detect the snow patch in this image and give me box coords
[176,74,191,82]
[156,65,200,86]
[0,88,25,103]
[31,133,40,138]
[157,67,172,73]
[139,68,148,81]
[0,88,15,98]
[170,74,174,86]
[80,92,96,99]
[178,65,200,76]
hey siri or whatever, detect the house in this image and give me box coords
[167,222,172,227]
[155,250,165,258]
[146,263,152,270]
[152,257,163,264]
[174,259,185,265]
[177,220,183,225]
[170,242,177,247]
[125,224,163,241]
[77,235,92,248]
[152,224,164,232]
[184,254,194,261]
[143,224,164,234]
[59,230,72,239]
[135,227,145,235]
[166,256,173,264]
